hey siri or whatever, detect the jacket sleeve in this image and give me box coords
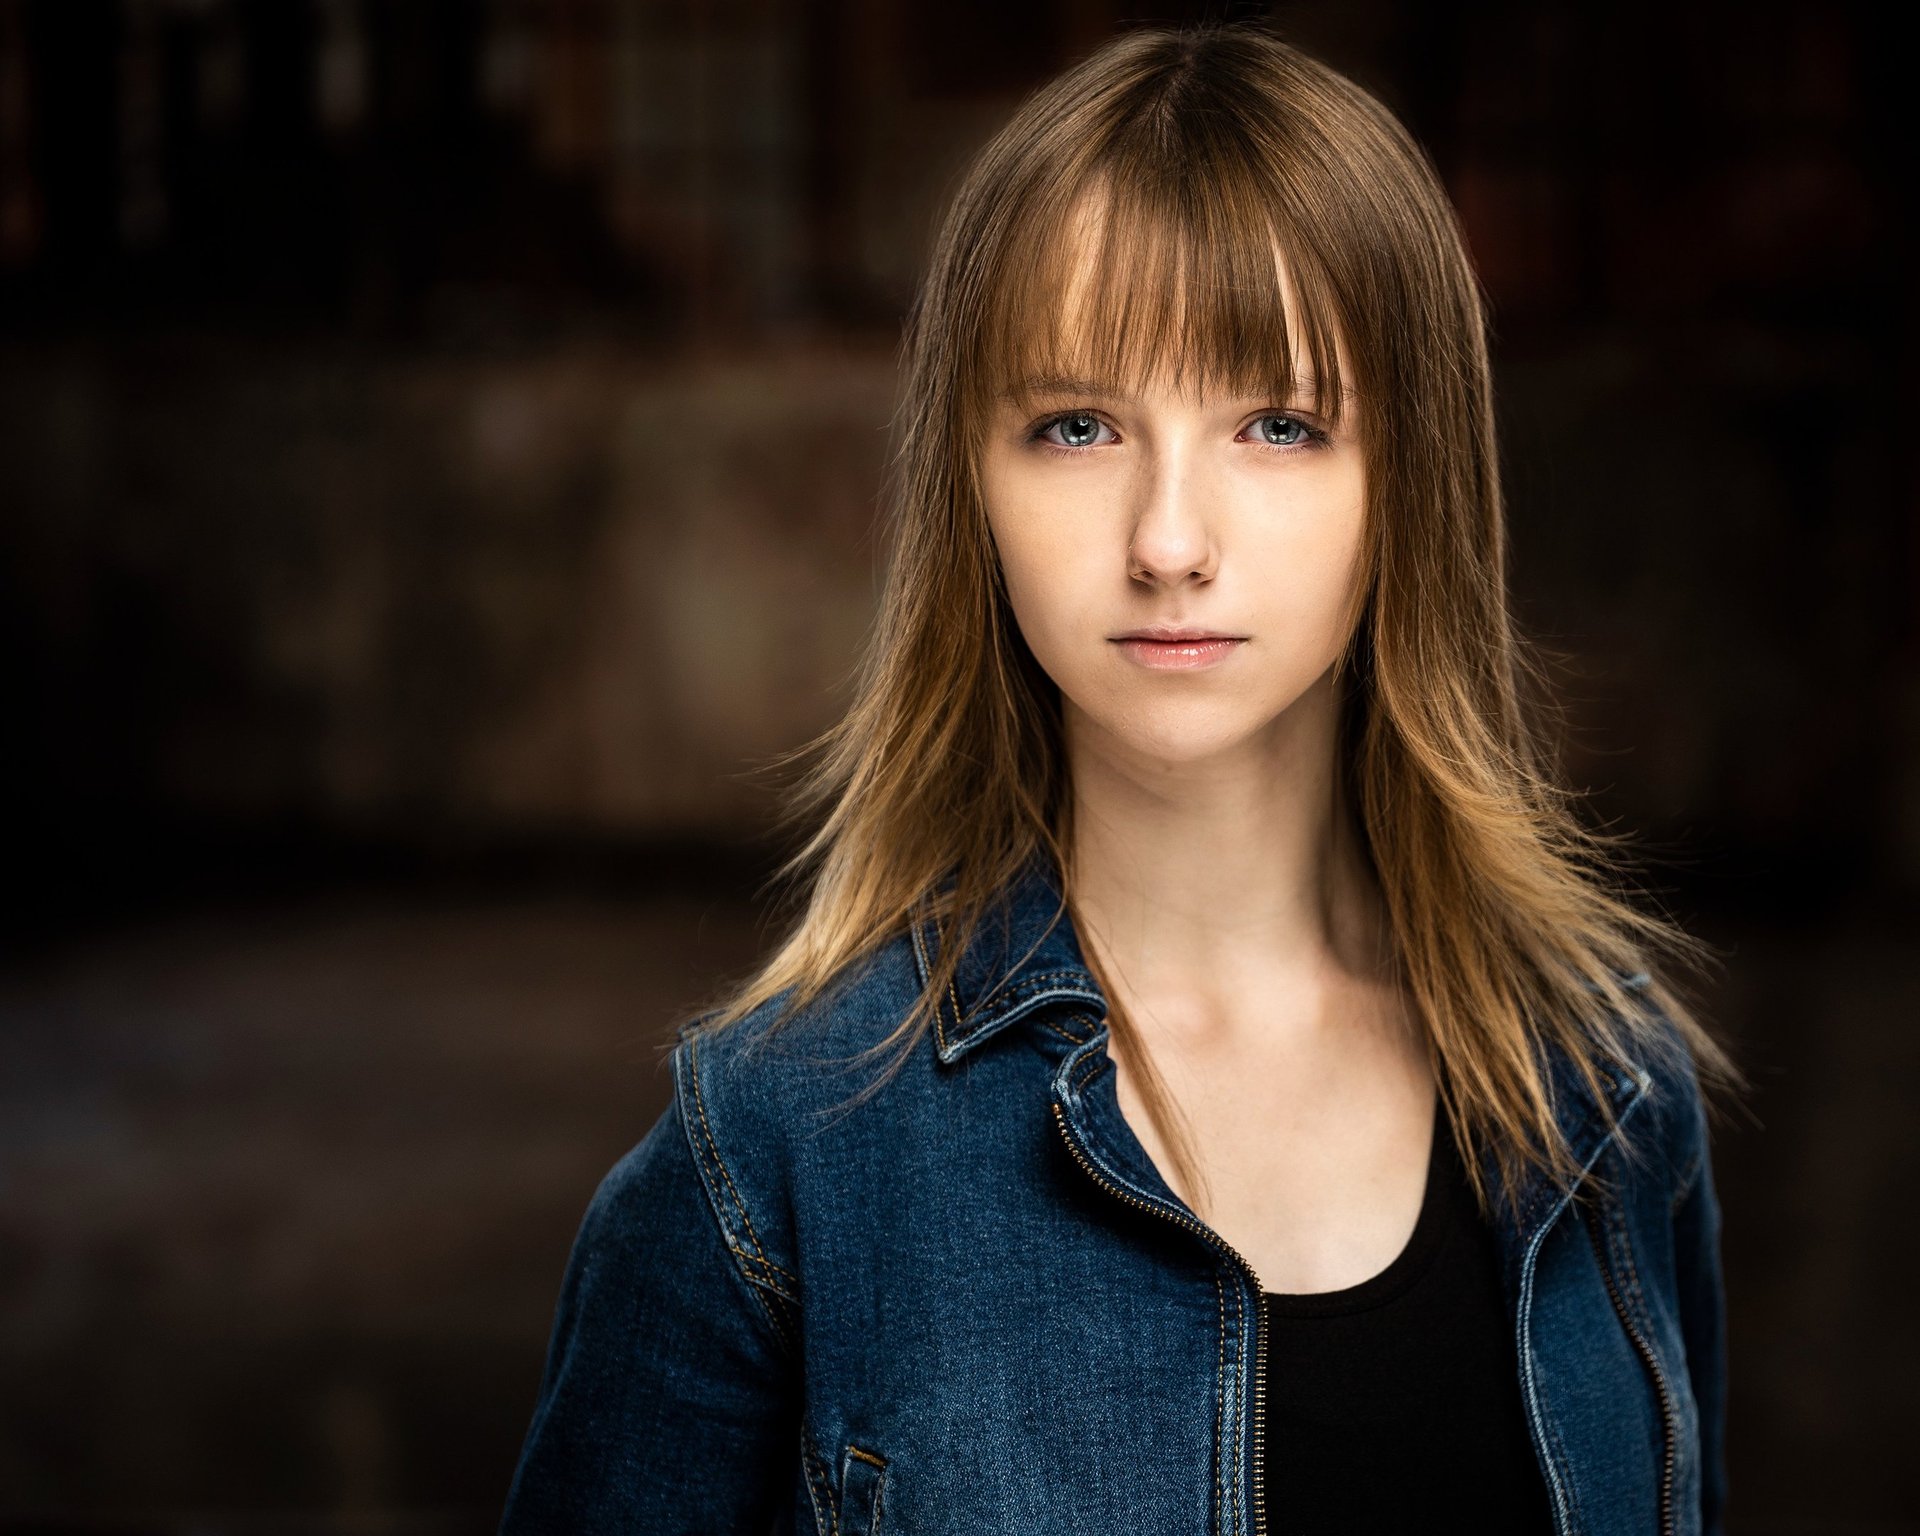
[498,1038,799,1533]
[1671,1078,1728,1536]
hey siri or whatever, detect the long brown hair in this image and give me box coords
[679,19,1739,1221]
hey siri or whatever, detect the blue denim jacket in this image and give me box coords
[499,856,1727,1534]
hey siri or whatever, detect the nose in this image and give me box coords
[1125,448,1218,587]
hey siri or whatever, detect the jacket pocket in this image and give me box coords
[839,1443,889,1534]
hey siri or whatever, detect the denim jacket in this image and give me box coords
[499,856,1727,1535]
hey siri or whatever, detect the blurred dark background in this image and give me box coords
[0,0,1912,1530]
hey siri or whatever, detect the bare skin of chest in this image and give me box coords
[1107,988,1438,1295]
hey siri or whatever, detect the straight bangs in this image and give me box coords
[959,149,1362,455]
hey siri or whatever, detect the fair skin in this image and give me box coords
[980,285,1435,1295]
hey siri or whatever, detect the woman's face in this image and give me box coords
[979,305,1368,774]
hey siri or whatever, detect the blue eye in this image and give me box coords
[1036,410,1111,449]
[1252,414,1314,447]
[1026,408,1328,455]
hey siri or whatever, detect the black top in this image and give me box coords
[1258,1107,1555,1533]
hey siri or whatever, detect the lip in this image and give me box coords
[1111,630,1247,671]
[1113,626,1245,642]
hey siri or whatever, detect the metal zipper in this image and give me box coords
[1050,1099,1268,1535]
[1580,1199,1678,1536]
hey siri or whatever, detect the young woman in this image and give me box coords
[500,21,1735,1536]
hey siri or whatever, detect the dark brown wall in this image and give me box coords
[0,1,1909,1529]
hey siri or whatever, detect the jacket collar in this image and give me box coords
[910,851,1105,1063]
[1515,1022,1651,1222]
[911,850,1650,1191]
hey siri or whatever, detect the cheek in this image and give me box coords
[992,512,1092,651]
[986,507,1114,703]
[1261,491,1368,640]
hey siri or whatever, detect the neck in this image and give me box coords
[1062,667,1397,1038]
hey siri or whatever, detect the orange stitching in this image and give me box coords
[911,920,946,1057]
[721,1248,796,1356]
[685,1037,798,1358]
[845,1444,888,1468]
[727,1244,799,1290]
[687,1035,774,1270]
[800,1418,837,1536]
[953,996,1091,1050]
[914,919,1107,1055]
[984,968,1097,1003]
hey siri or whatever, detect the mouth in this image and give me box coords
[1110,629,1247,671]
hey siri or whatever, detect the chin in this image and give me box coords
[1081,699,1270,767]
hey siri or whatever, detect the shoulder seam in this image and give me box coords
[671,1035,802,1359]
